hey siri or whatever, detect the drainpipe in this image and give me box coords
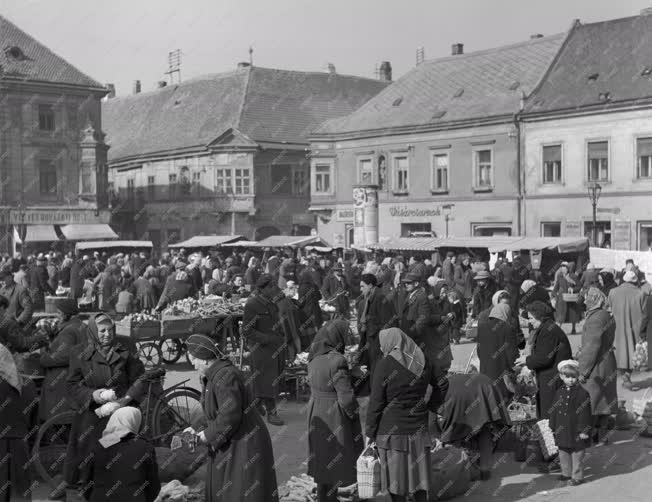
[514,113,523,236]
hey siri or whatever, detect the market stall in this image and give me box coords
[168,235,244,250]
[75,240,154,253]
[245,235,331,249]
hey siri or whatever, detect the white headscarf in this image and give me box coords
[0,343,22,394]
[99,406,142,448]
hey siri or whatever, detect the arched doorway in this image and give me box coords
[255,226,280,241]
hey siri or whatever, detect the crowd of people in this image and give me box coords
[1,245,652,501]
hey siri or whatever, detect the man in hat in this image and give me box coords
[28,253,54,310]
[442,252,456,288]
[321,263,349,316]
[0,268,33,326]
[394,271,432,346]
[408,255,428,287]
[609,270,647,388]
[471,270,496,318]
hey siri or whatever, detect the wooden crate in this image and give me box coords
[115,319,160,340]
[161,315,220,338]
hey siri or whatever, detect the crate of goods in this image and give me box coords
[115,318,160,339]
[534,419,558,460]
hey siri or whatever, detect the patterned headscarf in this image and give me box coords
[0,342,22,394]
[99,407,142,448]
[489,303,511,323]
[379,328,425,379]
[585,287,608,312]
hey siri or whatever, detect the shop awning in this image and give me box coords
[488,237,589,254]
[220,240,258,248]
[168,235,244,249]
[436,237,523,250]
[14,225,59,243]
[367,237,439,252]
[75,240,153,252]
[60,224,118,241]
[246,235,328,248]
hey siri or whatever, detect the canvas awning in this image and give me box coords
[14,225,59,243]
[168,235,244,249]
[367,237,439,252]
[246,235,328,248]
[435,237,523,250]
[220,240,258,248]
[488,237,589,254]
[75,240,153,252]
[60,224,118,241]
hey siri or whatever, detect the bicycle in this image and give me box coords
[32,367,202,488]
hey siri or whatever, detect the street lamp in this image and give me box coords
[587,182,602,247]
[442,204,455,238]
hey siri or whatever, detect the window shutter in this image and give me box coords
[637,138,652,157]
[588,141,608,158]
[543,145,561,162]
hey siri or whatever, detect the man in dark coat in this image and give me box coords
[408,255,428,286]
[471,270,496,318]
[394,272,432,348]
[242,274,285,426]
[28,254,54,310]
[0,269,33,327]
[321,264,349,316]
[297,272,323,338]
[155,262,196,311]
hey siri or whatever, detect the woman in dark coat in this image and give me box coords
[186,334,278,502]
[0,343,38,502]
[85,407,160,502]
[477,303,519,399]
[516,301,572,419]
[366,328,442,502]
[307,320,362,502]
[60,314,145,495]
[578,287,618,444]
[454,257,474,301]
[298,271,323,334]
[39,299,90,423]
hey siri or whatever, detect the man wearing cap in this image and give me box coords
[471,270,496,318]
[0,267,33,326]
[28,253,54,310]
[321,263,349,316]
[609,270,647,389]
[394,271,432,346]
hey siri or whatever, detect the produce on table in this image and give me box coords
[122,312,159,323]
[162,297,244,318]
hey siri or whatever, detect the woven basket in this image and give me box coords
[356,444,381,499]
[507,396,538,422]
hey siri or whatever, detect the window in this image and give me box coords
[584,220,611,248]
[393,156,409,192]
[314,164,332,194]
[147,176,156,200]
[358,158,373,184]
[587,141,609,181]
[216,169,232,194]
[541,222,561,237]
[542,145,562,184]
[39,160,57,196]
[292,169,308,195]
[474,149,493,188]
[431,153,449,191]
[472,223,512,237]
[126,178,135,200]
[179,167,191,195]
[168,173,177,198]
[401,223,432,237]
[638,222,652,251]
[38,104,55,131]
[637,137,652,179]
[234,168,251,195]
[271,165,291,195]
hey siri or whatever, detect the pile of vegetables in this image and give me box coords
[122,312,159,323]
[162,297,244,318]
[278,475,357,502]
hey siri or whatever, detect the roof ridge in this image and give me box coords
[0,14,104,89]
[235,66,253,131]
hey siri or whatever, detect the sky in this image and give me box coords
[3,0,651,95]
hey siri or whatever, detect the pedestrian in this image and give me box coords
[297,269,323,337]
[442,252,456,288]
[578,287,618,444]
[454,256,474,301]
[549,360,592,486]
[133,266,158,311]
[443,288,466,344]
[115,275,136,314]
[276,280,303,362]
[0,268,33,327]
[471,270,496,318]
[307,320,362,502]
[394,271,431,347]
[186,334,278,502]
[608,270,647,389]
[321,263,350,317]
[553,262,581,334]
[84,407,160,502]
[244,256,261,291]
[96,264,119,312]
[155,261,195,311]
[29,253,54,310]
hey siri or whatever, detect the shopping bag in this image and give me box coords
[356,443,381,499]
[633,341,648,371]
[534,419,558,460]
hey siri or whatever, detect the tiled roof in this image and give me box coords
[314,34,566,137]
[0,15,103,89]
[524,15,652,114]
[103,66,388,162]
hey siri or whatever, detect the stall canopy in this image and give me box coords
[435,236,522,250]
[75,240,153,252]
[168,235,244,249]
[488,237,589,254]
[60,224,118,241]
[14,225,59,243]
[246,235,329,248]
[367,237,439,252]
[220,240,258,248]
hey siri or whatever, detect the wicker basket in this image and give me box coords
[507,396,538,422]
[356,444,381,499]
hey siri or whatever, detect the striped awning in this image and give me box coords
[60,224,118,241]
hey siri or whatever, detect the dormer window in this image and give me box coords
[4,45,26,60]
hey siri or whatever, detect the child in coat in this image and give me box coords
[549,359,592,486]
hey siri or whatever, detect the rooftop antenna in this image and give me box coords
[416,46,425,66]
[249,46,254,66]
[165,49,182,84]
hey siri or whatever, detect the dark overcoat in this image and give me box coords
[477,316,518,398]
[307,350,362,486]
[297,280,323,331]
[134,277,158,310]
[356,286,395,377]
[525,319,572,419]
[578,308,618,416]
[549,384,592,451]
[242,293,285,399]
[394,287,431,345]
[28,264,53,309]
[321,274,350,315]
[201,359,278,502]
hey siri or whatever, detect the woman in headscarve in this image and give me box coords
[476,302,519,399]
[0,342,38,502]
[519,279,552,313]
[578,287,618,444]
[39,298,90,424]
[85,407,160,502]
[366,328,444,502]
[185,334,278,502]
[58,314,145,498]
[307,320,362,502]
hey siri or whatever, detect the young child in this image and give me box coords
[549,359,592,486]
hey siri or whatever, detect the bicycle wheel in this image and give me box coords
[152,386,202,445]
[138,341,162,368]
[159,338,183,364]
[32,411,76,487]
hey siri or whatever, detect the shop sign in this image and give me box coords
[336,209,354,222]
[613,220,631,250]
[9,209,110,225]
[388,206,441,218]
[565,221,581,237]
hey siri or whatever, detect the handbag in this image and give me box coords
[507,396,538,422]
[356,443,381,499]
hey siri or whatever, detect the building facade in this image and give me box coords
[0,15,110,253]
[522,12,652,250]
[104,66,388,249]
[309,35,566,248]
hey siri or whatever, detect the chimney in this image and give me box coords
[379,61,392,82]
[327,63,336,75]
[157,81,167,88]
[416,46,425,66]
[530,33,544,39]
[641,7,652,15]
[451,43,464,56]
[132,80,141,94]
[105,83,115,99]
[237,62,251,69]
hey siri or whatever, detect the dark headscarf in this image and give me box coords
[308,319,349,362]
[55,298,79,316]
[525,300,554,322]
[186,334,224,361]
[256,273,274,290]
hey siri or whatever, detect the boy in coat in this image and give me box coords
[549,360,592,486]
